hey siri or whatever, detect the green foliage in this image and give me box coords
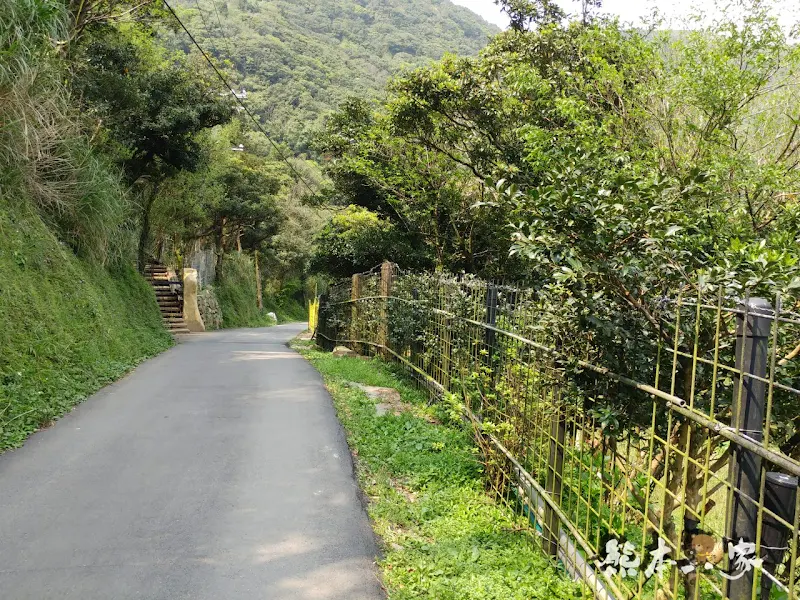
[319,3,800,399]
[72,26,234,184]
[496,0,565,30]
[311,205,422,277]
[261,186,330,289]
[0,0,133,264]
[295,343,580,599]
[215,252,276,328]
[0,196,172,450]
[168,0,498,151]
[63,0,169,45]
[316,6,800,576]
[264,294,307,323]
[151,122,317,316]
[69,23,235,269]
[314,98,518,276]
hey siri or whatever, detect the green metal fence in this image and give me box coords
[316,263,800,600]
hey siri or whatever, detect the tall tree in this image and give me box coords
[71,30,233,270]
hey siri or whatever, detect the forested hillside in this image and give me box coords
[170,0,498,150]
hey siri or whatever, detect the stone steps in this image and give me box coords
[146,261,189,335]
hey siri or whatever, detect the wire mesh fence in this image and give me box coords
[315,263,800,600]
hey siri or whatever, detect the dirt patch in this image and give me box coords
[333,346,358,357]
[349,383,412,416]
[390,478,418,503]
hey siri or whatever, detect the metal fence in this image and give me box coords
[315,263,800,600]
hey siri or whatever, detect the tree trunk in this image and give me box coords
[215,217,227,277]
[255,250,263,310]
[662,420,690,594]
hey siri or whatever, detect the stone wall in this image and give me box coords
[197,287,223,330]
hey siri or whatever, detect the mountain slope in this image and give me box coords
[171,0,499,150]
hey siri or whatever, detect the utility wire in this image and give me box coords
[207,0,236,63]
[192,0,213,40]
[161,0,316,194]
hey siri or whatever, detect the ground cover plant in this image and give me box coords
[293,339,581,599]
[0,197,173,451]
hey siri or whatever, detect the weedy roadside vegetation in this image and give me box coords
[293,339,581,599]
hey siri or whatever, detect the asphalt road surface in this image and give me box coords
[0,324,384,600]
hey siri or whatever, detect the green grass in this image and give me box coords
[0,196,173,450]
[293,341,581,599]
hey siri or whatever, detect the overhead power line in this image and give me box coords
[192,0,213,40]
[161,0,317,194]
[208,0,236,62]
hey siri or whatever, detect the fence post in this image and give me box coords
[411,287,423,367]
[379,262,394,357]
[317,293,333,351]
[545,388,566,559]
[725,297,772,600]
[485,284,498,364]
[351,273,362,353]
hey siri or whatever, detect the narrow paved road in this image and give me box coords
[0,324,384,600]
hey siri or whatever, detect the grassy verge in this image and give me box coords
[292,340,580,600]
[0,197,173,451]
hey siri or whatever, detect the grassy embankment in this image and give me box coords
[293,340,580,599]
[215,253,307,328]
[0,198,173,450]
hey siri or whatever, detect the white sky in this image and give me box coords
[451,0,800,30]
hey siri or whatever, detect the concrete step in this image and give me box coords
[147,269,188,334]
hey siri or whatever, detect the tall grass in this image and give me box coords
[0,0,132,264]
